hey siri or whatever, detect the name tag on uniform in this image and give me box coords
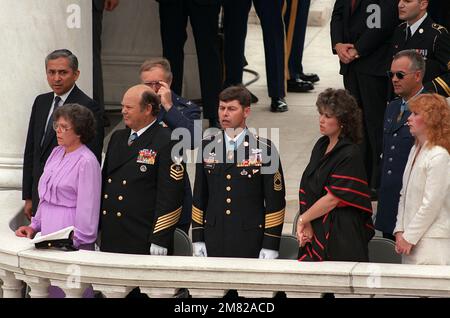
[137,149,157,165]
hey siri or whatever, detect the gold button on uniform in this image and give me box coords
[226,186,231,191]
[226,174,231,180]
[118,195,123,201]
[259,224,263,228]
[104,194,108,199]
[48,243,52,247]
[102,210,107,215]
[117,212,122,217]
[122,180,127,185]
[108,178,112,183]
[226,198,231,203]
[226,210,231,215]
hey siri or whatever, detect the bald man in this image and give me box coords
[100,85,185,256]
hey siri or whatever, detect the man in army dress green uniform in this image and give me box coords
[392,0,450,97]
[100,85,185,256]
[191,86,286,259]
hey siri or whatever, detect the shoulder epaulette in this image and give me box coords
[432,23,448,34]
[256,136,272,148]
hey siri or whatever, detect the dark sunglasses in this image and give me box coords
[387,71,416,80]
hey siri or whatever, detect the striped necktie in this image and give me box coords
[128,132,138,146]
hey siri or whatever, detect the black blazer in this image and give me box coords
[99,124,185,254]
[22,85,104,214]
[331,0,399,76]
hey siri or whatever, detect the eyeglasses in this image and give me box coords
[387,71,416,80]
[53,122,72,132]
[144,81,162,90]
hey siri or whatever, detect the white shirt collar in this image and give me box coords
[224,128,247,151]
[131,119,157,137]
[408,12,427,36]
[53,85,75,104]
[224,128,246,143]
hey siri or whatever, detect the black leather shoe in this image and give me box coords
[270,98,288,112]
[249,91,259,104]
[287,79,314,93]
[298,72,320,83]
[209,118,221,128]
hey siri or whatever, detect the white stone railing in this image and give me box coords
[1,190,449,298]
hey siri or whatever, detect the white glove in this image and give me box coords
[150,243,168,255]
[259,248,279,259]
[193,242,207,257]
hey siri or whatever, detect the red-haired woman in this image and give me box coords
[394,94,450,265]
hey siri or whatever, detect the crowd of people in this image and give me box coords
[13,0,450,297]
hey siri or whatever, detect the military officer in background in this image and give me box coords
[284,0,319,93]
[392,0,450,97]
[100,85,185,256]
[376,50,426,240]
[192,85,286,259]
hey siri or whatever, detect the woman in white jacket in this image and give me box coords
[394,93,450,265]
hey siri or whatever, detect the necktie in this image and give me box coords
[397,101,407,122]
[41,96,61,146]
[128,132,138,146]
[227,140,235,161]
[351,0,357,14]
[405,26,412,43]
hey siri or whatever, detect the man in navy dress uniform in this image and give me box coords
[376,50,426,240]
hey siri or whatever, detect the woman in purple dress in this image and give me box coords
[16,103,101,297]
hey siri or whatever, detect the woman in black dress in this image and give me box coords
[297,88,375,262]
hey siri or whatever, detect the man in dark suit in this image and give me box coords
[100,85,185,256]
[139,57,202,235]
[376,50,425,240]
[331,0,398,192]
[392,0,450,97]
[22,49,104,220]
[192,85,286,259]
[92,0,119,127]
[155,0,222,128]
[221,0,289,112]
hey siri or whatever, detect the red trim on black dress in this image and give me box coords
[331,174,368,185]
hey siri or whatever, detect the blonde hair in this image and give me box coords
[409,93,450,153]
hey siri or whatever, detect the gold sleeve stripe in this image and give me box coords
[265,209,285,222]
[265,219,284,228]
[154,211,182,231]
[154,217,180,233]
[154,210,182,233]
[435,77,450,96]
[192,205,204,224]
[192,205,203,215]
[156,206,182,224]
[265,209,285,228]
[192,213,203,225]
[264,232,281,238]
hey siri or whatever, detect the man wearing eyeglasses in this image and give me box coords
[392,0,450,97]
[376,50,426,241]
[22,49,104,221]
